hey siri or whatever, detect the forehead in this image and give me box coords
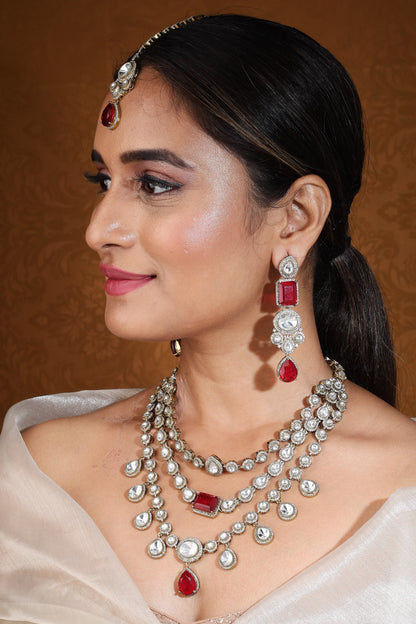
[95,67,223,164]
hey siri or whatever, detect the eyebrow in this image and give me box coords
[91,148,193,169]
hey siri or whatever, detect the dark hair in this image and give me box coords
[129,14,396,405]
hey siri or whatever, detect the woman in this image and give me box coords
[1,14,415,624]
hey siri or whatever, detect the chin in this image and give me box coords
[103,306,169,342]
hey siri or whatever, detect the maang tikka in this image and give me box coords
[101,15,205,130]
[270,256,305,382]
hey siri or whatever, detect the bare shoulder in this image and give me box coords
[340,381,416,489]
[22,388,151,489]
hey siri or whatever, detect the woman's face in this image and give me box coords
[86,68,279,343]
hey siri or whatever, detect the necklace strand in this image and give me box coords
[124,358,348,596]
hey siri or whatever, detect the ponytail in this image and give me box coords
[313,245,396,406]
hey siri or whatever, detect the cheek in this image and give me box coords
[180,206,231,253]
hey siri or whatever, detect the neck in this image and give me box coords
[174,310,332,437]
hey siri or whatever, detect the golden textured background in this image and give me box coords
[1,0,415,422]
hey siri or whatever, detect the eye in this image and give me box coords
[135,174,182,195]
[84,171,111,194]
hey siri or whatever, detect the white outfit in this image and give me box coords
[1,390,415,624]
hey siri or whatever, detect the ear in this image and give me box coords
[271,175,331,270]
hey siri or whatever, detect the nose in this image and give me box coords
[85,194,135,253]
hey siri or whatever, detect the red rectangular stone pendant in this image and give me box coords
[277,280,298,306]
[192,492,221,517]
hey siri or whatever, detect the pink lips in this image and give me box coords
[99,263,155,296]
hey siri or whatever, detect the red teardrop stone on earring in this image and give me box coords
[177,568,199,596]
[101,102,116,127]
[278,357,298,382]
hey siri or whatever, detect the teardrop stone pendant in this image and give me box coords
[277,357,298,382]
[177,567,200,596]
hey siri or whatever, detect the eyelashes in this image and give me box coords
[84,171,111,194]
[84,172,182,196]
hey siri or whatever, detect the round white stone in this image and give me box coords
[182,488,196,502]
[244,512,258,524]
[289,467,302,480]
[167,460,179,475]
[315,428,328,441]
[156,430,167,443]
[177,537,203,563]
[257,501,270,513]
[255,450,268,463]
[309,442,321,455]
[279,478,291,490]
[268,440,280,452]
[309,394,320,406]
[294,332,305,344]
[161,446,172,459]
[278,502,297,521]
[267,489,281,502]
[205,540,218,552]
[174,475,186,489]
[147,472,158,483]
[155,509,167,521]
[241,459,255,471]
[305,418,318,432]
[179,541,197,558]
[218,531,231,544]
[299,454,312,467]
[166,534,178,547]
[232,522,246,534]
[274,310,300,334]
[225,461,239,473]
[160,522,172,534]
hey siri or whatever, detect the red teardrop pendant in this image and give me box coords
[101,101,119,129]
[177,568,199,596]
[278,357,298,382]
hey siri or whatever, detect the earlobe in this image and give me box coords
[271,175,331,269]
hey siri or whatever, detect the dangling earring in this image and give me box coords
[270,256,305,382]
[170,339,182,357]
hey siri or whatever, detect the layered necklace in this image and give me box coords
[124,358,348,597]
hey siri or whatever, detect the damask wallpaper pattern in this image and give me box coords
[1,0,415,421]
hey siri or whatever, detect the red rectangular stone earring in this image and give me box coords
[270,256,305,381]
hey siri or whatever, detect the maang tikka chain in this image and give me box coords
[270,256,305,382]
[101,15,205,130]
